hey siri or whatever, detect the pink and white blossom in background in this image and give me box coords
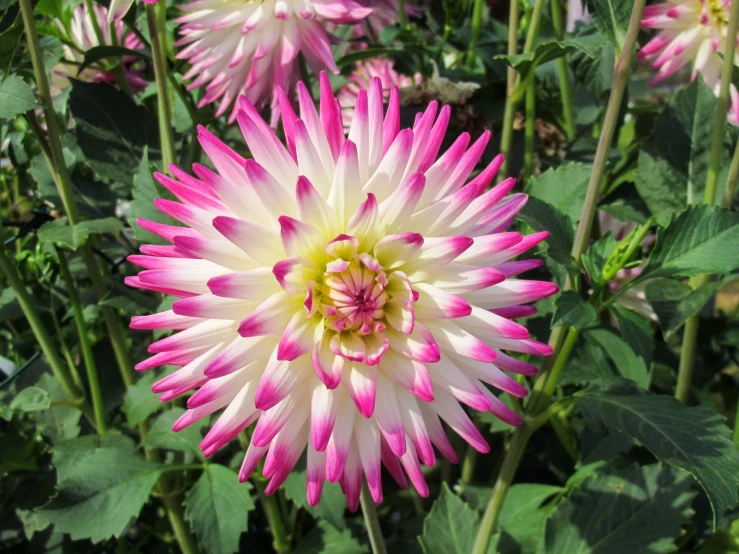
[175,0,373,124]
[640,0,739,124]
[53,3,148,94]
[127,74,557,508]
[338,58,421,126]
[107,0,157,22]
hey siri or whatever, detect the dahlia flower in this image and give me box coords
[175,0,373,123]
[127,74,556,507]
[640,0,739,124]
[54,4,147,94]
[338,58,421,126]
[108,0,157,22]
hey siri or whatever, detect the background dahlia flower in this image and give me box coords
[176,0,373,123]
[640,0,739,124]
[127,74,556,507]
[53,3,147,94]
[108,0,157,22]
[338,58,421,126]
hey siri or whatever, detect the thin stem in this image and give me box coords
[524,76,536,178]
[460,443,478,488]
[466,0,485,68]
[160,492,199,554]
[674,0,739,403]
[360,483,388,554]
[254,480,290,554]
[722,141,739,208]
[397,0,407,27]
[57,247,106,434]
[550,0,576,140]
[146,2,176,170]
[472,1,647,549]
[0,232,85,405]
[83,0,106,45]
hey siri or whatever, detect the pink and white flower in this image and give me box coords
[54,3,147,94]
[127,74,556,508]
[108,0,157,22]
[640,0,739,124]
[338,58,421,126]
[175,0,373,123]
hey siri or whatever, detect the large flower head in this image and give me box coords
[53,3,147,94]
[175,0,373,123]
[127,74,556,508]
[640,0,739,124]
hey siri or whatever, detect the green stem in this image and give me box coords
[550,0,576,140]
[722,141,739,208]
[472,0,647,549]
[0,232,85,406]
[160,491,199,554]
[84,0,106,45]
[466,0,485,68]
[674,0,739,404]
[397,0,407,27]
[460,443,478,488]
[255,480,290,554]
[57,247,106,434]
[146,2,175,170]
[523,76,536,178]
[360,483,388,554]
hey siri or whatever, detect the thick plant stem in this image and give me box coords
[57,248,107,434]
[472,2,647,551]
[466,0,485,67]
[146,2,176,170]
[160,492,199,554]
[550,0,576,140]
[398,0,407,26]
[674,0,739,403]
[255,482,290,554]
[360,484,388,554]
[524,77,536,178]
[0,235,85,406]
[722,141,739,208]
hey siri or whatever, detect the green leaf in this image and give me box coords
[0,75,38,118]
[129,147,177,245]
[543,463,696,553]
[582,328,649,387]
[571,25,614,100]
[10,386,51,412]
[636,79,735,219]
[283,459,346,530]
[585,0,633,51]
[144,408,204,460]
[419,483,483,554]
[645,278,722,337]
[495,42,574,83]
[337,47,401,68]
[517,197,574,267]
[525,163,593,221]
[575,378,739,526]
[37,217,123,250]
[551,291,597,329]
[293,521,368,554]
[121,371,162,426]
[184,464,254,554]
[33,373,81,442]
[631,205,739,285]
[40,435,164,542]
[610,305,654,369]
[582,234,617,287]
[69,80,160,186]
[561,338,615,386]
[80,45,151,74]
[498,484,561,554]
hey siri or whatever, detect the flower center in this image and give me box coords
[321,259,388,334]
[704,0,728,26]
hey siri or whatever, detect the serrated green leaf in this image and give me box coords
[582,234,618,286]
[636,79,734,219]
[144,408,204,460]
[121,371,162,426]
[631,205,739,285]
[33,373,81,442]
[575,378,739,526]
[517,197,574,267]
[543,464,696,553]
[498,484,561,554]
[293,520,368,554]
[610,305,654,369]
[582,328,648,387]
[551,291,597,329]
[525,163,593,221]
[571,25,614,101]
[69,80,160,186]
[80,45,151,74]
[37,217,123,250]
[0,75,38,118]
[645,278,723,338]
[184,464,254,554]
[419,483,482,554]
[586,0,633,51]
[40,435,163,542]
[283,459,346,530]
[10,386,51,412]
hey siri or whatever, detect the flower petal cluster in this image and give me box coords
[128,74,556,507]
[640,0,739,124]
[54,3,147,94]
[108,0,157,22]
[175,0,372,123]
